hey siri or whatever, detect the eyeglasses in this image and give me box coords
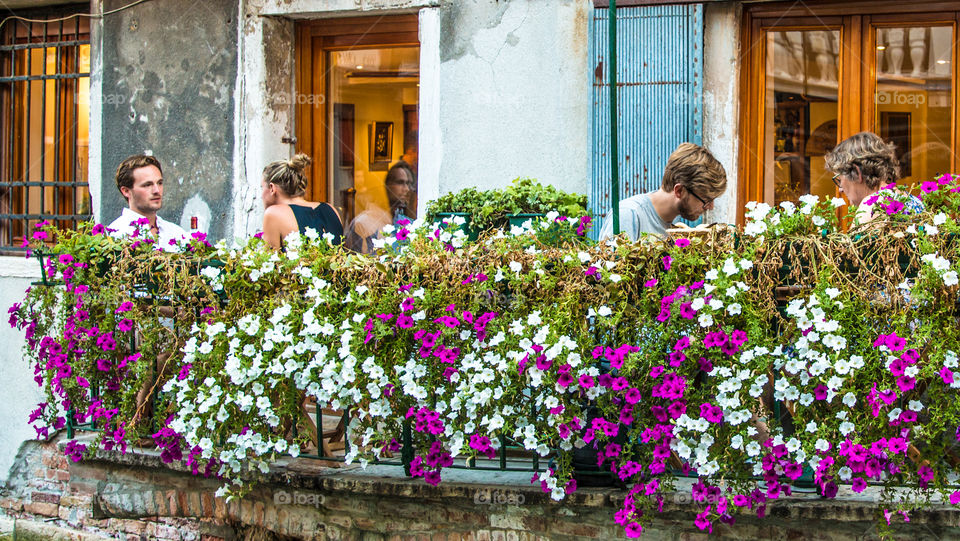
[832,173,842,188]
[685,186,713,211]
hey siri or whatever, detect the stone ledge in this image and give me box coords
[63,434,960,527]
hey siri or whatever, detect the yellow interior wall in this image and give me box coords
[808,101,837,202]
[337,83,416,218]
[875,88,952,187]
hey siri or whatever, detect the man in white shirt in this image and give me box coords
[106,155,186,251]
[599,143,728,241]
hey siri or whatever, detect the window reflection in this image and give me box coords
[875,26,953,187]
[764,30,841,206]
[328,47,419,253]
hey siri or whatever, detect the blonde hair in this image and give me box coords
[825,131,900,190]
[661,143,727,199]
[263,154,312,197]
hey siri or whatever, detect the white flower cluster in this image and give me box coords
[920,251,958,287]
[743,195,840,237]
[691,257,752,327]
[780,293,858,403]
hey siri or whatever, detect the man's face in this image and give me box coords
[676,185,714,221]
[121,165,163,216]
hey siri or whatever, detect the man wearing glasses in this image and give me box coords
[599,143,728,241]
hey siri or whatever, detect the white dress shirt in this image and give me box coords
[107,207,187,252]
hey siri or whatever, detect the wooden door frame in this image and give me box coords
[738,3,960,225]
[294,15,419,204]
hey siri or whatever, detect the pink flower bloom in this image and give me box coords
[644,279,658,288]
[115,302,133,314]
[679,302,695,319]
[888,357,906,376]
[730,329,748,346]
[885,333,907,351]
[896,375,916,392]
[667,400,686,419]
[578,374,595,389]
[941,366,955,385]
[668,351,685,367]
[951,491,960,505]
[662,256,672,271]
[699,403,723,423]
[674,238,690,247]
[674,336,690,351]
[921,181,939,193]
[918,465,935,484]
[625,522,643,538]
[851,477,867,493]
[396,314,414,329]
[887,437,908,454]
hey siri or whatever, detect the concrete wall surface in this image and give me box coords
[702,1,742,226]
[0,259,46,485]
[97,0,239,239]
[435,0,592,197]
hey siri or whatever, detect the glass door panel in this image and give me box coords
[328,46,419,253]
[874,26,953,187]
[764,30,841,206]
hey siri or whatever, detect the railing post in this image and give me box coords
[401,420,413,476]
[609,0,620,235]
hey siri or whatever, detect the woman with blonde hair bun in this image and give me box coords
[261,154,343,250]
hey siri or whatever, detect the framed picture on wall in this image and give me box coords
[880,112,911,179]
[369,121,394,171]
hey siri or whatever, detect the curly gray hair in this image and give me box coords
[824,131,900,190]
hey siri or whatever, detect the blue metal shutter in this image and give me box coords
[590,4,704,234]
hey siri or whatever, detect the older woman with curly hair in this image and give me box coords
[825,131,923,224]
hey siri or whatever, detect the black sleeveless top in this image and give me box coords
[289,204,343,245]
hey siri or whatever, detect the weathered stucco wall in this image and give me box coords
[98,0,238,238]
[234,4,295,239]
[0,259,45,486]
[702,1,742,226]
[435,0,592,197]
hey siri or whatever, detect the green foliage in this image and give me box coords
[425,177,589,232]
[10,181,960,537]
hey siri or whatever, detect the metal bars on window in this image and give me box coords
[0,9,91,252]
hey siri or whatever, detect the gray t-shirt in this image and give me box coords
[598,192,674,241]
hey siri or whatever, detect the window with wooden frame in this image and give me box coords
[0,9,90,252]
[295,16,419,253]
[738,1,960,224]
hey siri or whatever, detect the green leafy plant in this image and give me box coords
[425,177,589,232]
[9,177,960,539]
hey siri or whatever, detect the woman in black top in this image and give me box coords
[261,154,343,250]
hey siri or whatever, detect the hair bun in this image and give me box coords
[288,153,312,173]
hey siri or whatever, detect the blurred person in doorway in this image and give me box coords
[387,130,418,218]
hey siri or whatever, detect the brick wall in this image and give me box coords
[2,435,959,541]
